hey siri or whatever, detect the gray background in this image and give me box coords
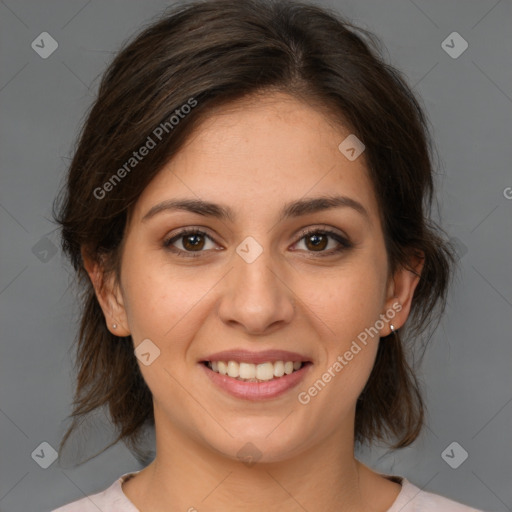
[0,0,511,510]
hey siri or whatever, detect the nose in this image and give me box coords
[217,245,296,335]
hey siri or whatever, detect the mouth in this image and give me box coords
[199,349,312,400]
[202,360,308,382]
[203,361,311,382]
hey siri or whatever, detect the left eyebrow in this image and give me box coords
[141,194,370,224]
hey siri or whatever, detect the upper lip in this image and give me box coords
[201,349,311,365]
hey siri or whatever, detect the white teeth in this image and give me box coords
[239,362,256,379]
[227,361,239,378]
[207,360,304,381]
[273,361,285,377]
[256,362,274,381]
[217,361,227,375]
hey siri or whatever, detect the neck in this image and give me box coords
[146,445,362,511]
[123,419,391,512]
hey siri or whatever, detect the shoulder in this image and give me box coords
[51,471,140,512]
[388,476,487,512]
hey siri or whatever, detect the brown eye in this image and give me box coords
[181,233,206,251]
[293,228,352,257]
[163,229,217,257]
[304,232,329,251]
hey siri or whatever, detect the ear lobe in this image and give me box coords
[381,250,425,335]
[81,247,131,337]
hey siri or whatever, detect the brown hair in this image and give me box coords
[54,0,456,465]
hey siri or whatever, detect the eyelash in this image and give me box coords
[163,226,352,259]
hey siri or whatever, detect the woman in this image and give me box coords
[52,0,485,510]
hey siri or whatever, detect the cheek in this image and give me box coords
[120,246,177,338]
[123,272,194,341]
[120,247,220,351]
[119,259,204,396]
[295,258,386,406]
[300,259,387,341]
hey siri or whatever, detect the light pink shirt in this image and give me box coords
[52,471,485,511]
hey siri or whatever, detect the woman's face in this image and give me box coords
[101,92,418,463]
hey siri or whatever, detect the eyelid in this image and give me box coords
[293,224,350,243]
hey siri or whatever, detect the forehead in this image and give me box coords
[131,92,380,227]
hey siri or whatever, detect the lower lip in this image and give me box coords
[200,363,312,401]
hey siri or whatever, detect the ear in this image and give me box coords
[81,247,130,337]
[380,249,425,336]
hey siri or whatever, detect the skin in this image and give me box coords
[85,92,423,512]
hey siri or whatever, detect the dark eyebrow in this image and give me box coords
[141,195,369,224]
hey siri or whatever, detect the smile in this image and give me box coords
[200,352,312,400]
[205,360,304,382]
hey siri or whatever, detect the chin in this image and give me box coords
[199,422,309,465]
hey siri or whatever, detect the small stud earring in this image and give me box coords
[112,323,117,329]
